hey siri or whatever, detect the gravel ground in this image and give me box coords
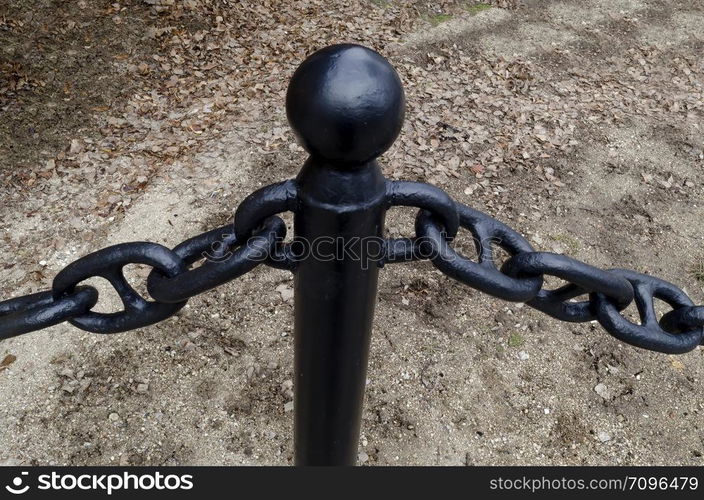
[0,0,702,465]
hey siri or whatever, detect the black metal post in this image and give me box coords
[285,44,405,465]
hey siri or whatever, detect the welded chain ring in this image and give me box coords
[1,178,703,354]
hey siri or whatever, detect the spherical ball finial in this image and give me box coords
[286,44,405,166]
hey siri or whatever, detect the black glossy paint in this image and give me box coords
[52,242,187,333]
[661,305,704,337]
[0,287,98,339]
[147,216,286,303]
[287,44,404,465]
[286,44,405,166]
[501,252,634,322]
[293,158,387,465]
[233,180,298,240]
[593,269,703,354]
[385,180,459,238]
[416,203,543,302]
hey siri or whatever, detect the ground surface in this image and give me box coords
[0,0,703,466]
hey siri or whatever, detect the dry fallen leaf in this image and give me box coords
[0,354,17,372]
[470,164,485,175]
[670,358,685,372]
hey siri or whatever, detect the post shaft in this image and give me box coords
[293,159,386,465]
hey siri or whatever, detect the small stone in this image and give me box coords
[284,401,294,413]
[594,383,609,400]
[597,431,611,443]
[550,242,566,254]
[275,284,294,303]
[108,412,120,422]
[280,380,294,398]
[69,139,83,154]
[136,383,149,394]
[358,451,369,463]
[518,351,529,360]
[495,311,513,325]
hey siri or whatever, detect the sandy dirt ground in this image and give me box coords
[0,0,702,465]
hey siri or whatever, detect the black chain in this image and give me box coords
[0,182,296,337]
[0,287,98,338]
[389,183,704,354]
[1,179,703,354]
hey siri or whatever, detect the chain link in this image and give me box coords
[0,287,98,339]
[1,178,703,354]
[501,252,634,323]
[390,195,704,354]
[51,242,188,333]
[593,269,703,354]
[147,216,286,304]
[0,186,296,337]
[661,306,704,335]
[414,203,543,302]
